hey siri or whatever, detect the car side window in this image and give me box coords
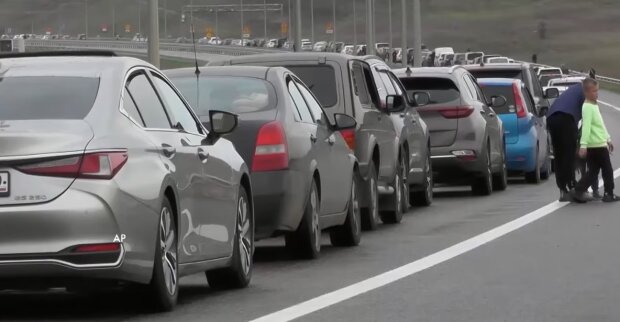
[378,70,397,95]
[469,75,488,104]
[523,87,537,114]
[126,71,172,129]
[350,61,371,106]
[150,72,203,135]
[287,77,314,123]
[461,75,477,101]
[362,63,381,109]
[530,69,545,99]
[122,89,145,126]
[296,79,326,124]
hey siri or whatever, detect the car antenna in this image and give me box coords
[190,22,200,108]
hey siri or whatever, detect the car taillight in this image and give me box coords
[340,129,356,150]
[513,83,527,118]
[438,106,474,119]
[252,121,289,172]
[17,151,128,180]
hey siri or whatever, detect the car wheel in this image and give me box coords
[361,161,380,231]
[285,180,321,259]
[207,186,253,289]
[493,147,508,191]
[472,147,493,196]
[380,157,404,224]
[540,145,551,180]
[149,198,179,312]
[411,150,433,207]
[399,155,410,213]
[525,147,542,184]
[330,172,362,247]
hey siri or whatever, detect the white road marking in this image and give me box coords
[250,169,620,322]
[599,100,620,112]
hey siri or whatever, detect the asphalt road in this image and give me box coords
[2,90,620,322]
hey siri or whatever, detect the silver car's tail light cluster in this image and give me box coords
[16,151,128,179]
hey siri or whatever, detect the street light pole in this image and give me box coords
[240,0,244,39]
[264,0,268,40]
[401,0,407,66]
[294,0,301,52]
[84,0,88,38]
[138,2,142,35]
[148,0,160,68]
[288,0,291,41]
[388,0,392,47]
[366,0,374,55]
[111,0,116,37]
[332,0,336,42]
[163,0,167,37]
[353,0,357,48]
[215,9,219,37]
[310,0,314,44]
[413,0,422,67]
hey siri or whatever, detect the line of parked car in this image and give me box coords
[0,48,562,312]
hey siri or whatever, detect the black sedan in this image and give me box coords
[166,66,362,259]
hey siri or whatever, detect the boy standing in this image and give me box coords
[573,78,619,203]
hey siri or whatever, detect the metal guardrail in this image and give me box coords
[25,39,282,57]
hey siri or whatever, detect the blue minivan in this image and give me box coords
[478,78,551,183]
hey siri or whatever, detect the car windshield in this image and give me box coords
[170,76,273,116]
[285,65,338,108]
[478,84,516,114]
[400,77,460,105]
[467,52,483,60]
[0,76,99,120]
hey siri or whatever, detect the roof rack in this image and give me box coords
[0,50,117,59]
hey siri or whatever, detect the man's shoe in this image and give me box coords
[592,191,603,200]
[602,193,620,203]
[559,190,572,202]
[571,190,588,203]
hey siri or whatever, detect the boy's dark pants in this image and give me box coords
[576,147,614,194]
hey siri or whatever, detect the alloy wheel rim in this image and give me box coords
[237,194,252,276]
[311,187,320,251]
[160,207,178,295]
[401,159,409,210]
[394,170,401,211]
[426,156,433,201]
[370,177,379,223]
[487,152,492,188]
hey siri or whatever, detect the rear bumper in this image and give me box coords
[430,145,485,183]
[251,170,308,239]
[506,142,537,172]
[0,182,159,285]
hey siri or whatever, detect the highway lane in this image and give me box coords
[1,90,618,322]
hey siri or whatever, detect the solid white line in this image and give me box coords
[599,100,620,112]
[250,168,620,322]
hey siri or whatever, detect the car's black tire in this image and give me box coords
[380,156,404,224]
[411,150,433,207]
[330,172,362,247]
[148,197,179,312]
[399,155,411,213]
[472,147,493,196]
[493,147,508,191]
[285,180,321,259]
[361,161,380,231]
[207,187,253,289]
[525,147,542,184]
[540,145,551,180]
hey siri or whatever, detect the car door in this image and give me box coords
[523,87,547,165]
[295,76,350,214]
[465,74,502,161]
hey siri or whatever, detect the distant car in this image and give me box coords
[301,41,313,51]
[473,54,500,64]
[223,38,233,46]
[208,37,222,45]
[544,76,585,94]
[487,57,511,64]
[0,52,253,311]
[332,42,345,53]
[355,44,367,56]
[266,39,278,48]
[313,41,328,52]
[453,53,467,65]
[341,45,355,55]
[166,66,362,258]
[478,78,552,183]
[231,39,242,46]
[466,52,484,64]
[210,53,434,230]
[375,43,390,60]
[442,53,455,66]
[537,67,563,77]
[396,67,508,195]
[393,48,403,63]
[433,47,454,66]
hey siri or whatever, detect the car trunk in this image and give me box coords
[400,77,459,147]
[479,84,520,144]
[0,120,94,206]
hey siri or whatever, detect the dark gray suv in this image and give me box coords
[209,53,432,230]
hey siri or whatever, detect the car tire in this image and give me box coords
[285,180,321,259]
[361,161,380,231]
[540,145,551,180]
[399,155,411,213]
[330,172,362,247]
[207,186,253,289]
[525,147,542,184]
[380,156,404,224]
[411,150,433,207]
[148,197,179,312]
[472,147,493,196]
[493,147,508,191]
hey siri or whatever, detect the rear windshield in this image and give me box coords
[469,69,523,82]
[540,69,561,76]
[467,52,483,60]
[400,77,460,105]
[171,76,273,115]
[285,65,337,108]
[0,76,99,120]
[479,84,515,114]
[539,75,562,86]
[551,81,580,87]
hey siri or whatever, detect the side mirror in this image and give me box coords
[204,110,238,145]
[385,94,406,112]
[332,113,357,130]
[537,105,549,117]
[489,95,507,108]
[545,87,559,99]
[411,91,430,106]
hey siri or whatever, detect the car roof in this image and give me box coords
[463,63,526,71]
[165,65,275,80]
[392,66,465,77]
[477,78,519,86]
[209,52,358,66]
[0,56,148,77]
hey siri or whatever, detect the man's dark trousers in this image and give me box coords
[576,147,614,194]
[548,112,578,192]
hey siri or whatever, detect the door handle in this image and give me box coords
[327,135,336,145]
[197,148,209,163]
[161,144,176,158]
[310,133,318,143]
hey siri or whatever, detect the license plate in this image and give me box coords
[0,172,9,197]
